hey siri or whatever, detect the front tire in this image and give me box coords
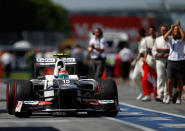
[98,79,119,117]
[6,80,17,115]
[6,80,33,117]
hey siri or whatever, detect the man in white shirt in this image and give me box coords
[131,28,146,100]
[152,24,169,102]
[145,26,156,69]
[141,26,156,101]
[1,50,13,78]
[119,44,134,79]
[88,27,106,78]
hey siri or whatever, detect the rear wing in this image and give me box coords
[35,57,76,66]
[35,58,56,66]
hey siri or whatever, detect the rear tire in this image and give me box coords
[98,79,119,117]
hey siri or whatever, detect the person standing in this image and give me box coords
[164,20,185,104]
[183,45,185,100]
[105,42,116,77]
[88,27,106,78]
[1,50,13,78]
[119,44,134,80]
[131,28,147,100]
[152,24,169,102]
[141,26,157,101]
[144,26,156,69]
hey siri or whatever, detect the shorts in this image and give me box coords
[167,60,184,78]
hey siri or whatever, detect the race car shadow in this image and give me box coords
[0,127,60,131]
[0,112,103,118]
[30,113,103,118]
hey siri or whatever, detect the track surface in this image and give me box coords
[1,79,185,131]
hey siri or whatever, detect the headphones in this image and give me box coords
[92,27,103,37]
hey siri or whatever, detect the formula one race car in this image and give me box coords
[7,54,119,117]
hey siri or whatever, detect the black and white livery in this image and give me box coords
[7,54,119,117]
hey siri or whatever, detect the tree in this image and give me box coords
[0,0,69,32]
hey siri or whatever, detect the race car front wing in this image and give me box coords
[15,100,119,114]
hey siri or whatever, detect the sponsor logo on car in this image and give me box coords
[15,101,23,112]
[38,101,52,106]
[24,101,39,105]
[98,100,114,104]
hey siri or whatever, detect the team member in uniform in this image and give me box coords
[141,26,156,101]
[145,26,156,68]
[152,25,169,102]
[131,29,147,100]
[164,20,185,104]
[88,27,106,78]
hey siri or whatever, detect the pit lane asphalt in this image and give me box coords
[1,78,185,131]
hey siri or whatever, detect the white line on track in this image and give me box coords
[103,102,158,131]
[104,101,185,131]
[120,102,185,119]
[104,117,156,131]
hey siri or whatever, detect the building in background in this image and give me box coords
[53,0,185,47]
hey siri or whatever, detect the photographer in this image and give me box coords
[88,27,106,78]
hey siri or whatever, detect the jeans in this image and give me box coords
[92,59,105,78]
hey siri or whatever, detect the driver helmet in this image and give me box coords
[58,70,69,79]
[57,61,64,70]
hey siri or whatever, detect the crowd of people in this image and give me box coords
[128,20,184,104]
[88,21,185,104]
